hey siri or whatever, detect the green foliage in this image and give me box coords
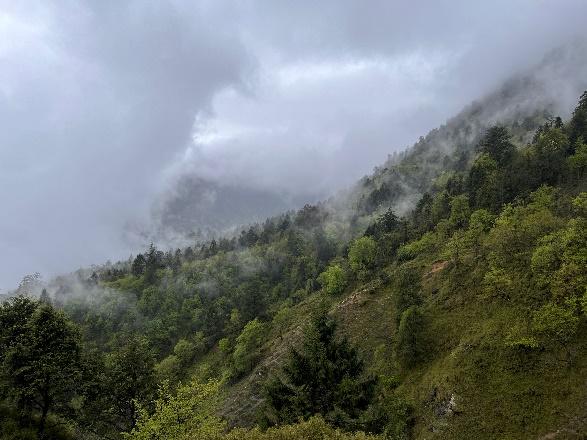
[4,90,587,439]
[504,322,540,351]
[227,416,381,439]
[124,380,225,440]
[156,334,207,383]
[131,254,146,277]
[467,153,500,210]
[396,232,437,262]
[264,309,376,430]
[0,297,83,437]
[532,303,579,345]
[431,190,451,224]
[127,382,380,440]
[364,208,400,239]
[572,191,587,215]
[175,333,206,366]
[478,125,515,165]
[156,354,182,383]
[392,266,422,325]
[448,195,470,229]
[395,306,426,368]
[362,391,413,440]
[218,337,232,357]
[348,236,377,278]
[568,140,587,180]
[103,334,157,432]
[232,319,266,377]
[318,263,348,295]
[531,217,587,300]
[486,189,563,272]
[482,267,514,299]
[505,334,540,351]
[270,302,293,334]
[468,208,495,232]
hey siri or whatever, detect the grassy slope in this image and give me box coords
[213,225,587,440]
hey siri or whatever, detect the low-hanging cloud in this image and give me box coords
[0,1,252,288]
[1,0,587,289]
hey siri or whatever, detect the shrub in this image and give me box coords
[396,306,426,368]
[396,232,437,262]
[124,380,225,440]
[532,303,579,345]
[226,416,380,440]
[233,319,266,376]
[318,264,348,295]
[349,237,377,276]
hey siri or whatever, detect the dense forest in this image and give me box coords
[1,86,587,439]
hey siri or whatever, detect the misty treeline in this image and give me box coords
[1,90,587,439]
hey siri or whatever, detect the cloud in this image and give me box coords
[1,0,587,288]
[0,1,252,287]
[175,50,459,194]
[170,0,587,196]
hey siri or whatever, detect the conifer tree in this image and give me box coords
[264,308,375,430]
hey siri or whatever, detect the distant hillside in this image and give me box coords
[147,43,587,249]
[337,42,587,222]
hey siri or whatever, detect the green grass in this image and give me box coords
[188,205,587,439]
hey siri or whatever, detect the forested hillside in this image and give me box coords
[2,83,587,439]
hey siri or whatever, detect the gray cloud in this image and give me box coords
[1,0,587,288]
[0,1,252,288]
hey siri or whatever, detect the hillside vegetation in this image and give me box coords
[1,87,587,439]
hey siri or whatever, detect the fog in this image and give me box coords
[1,0,587,289]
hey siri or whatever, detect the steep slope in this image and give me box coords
[336,42,587,221]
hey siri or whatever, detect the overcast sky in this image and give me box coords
[1,0,587,289]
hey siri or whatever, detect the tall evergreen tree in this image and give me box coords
[131,254,146,277]
[0,297,83,437]
[478,126,515,166]
[264,308,376,430]
[569,91,587,145]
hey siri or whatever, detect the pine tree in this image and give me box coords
[478,126,515,166]
[569,91,587,144]
[132,254,146,277]
[264,308,376,430]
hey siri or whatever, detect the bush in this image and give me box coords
[396,232,438,262]
[318,264,348,295]
[532,303,579,345]
[124,380,225,440]
[396,306,426,368]
[233,319,266,376]
[226,416,380,440]
[155,354,181,383]
[361,392,413,440]
[393,266,422,324]
[349,237,377,277]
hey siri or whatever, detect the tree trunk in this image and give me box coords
[37,381,51,439]
[38,402,49,439]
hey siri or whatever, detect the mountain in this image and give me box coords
[149,43,587,247]
[338,42,587,216]
[148,176,317,245]
[2,45,587,440]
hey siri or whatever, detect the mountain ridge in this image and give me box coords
[2,44,587,440]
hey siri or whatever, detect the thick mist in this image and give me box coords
[1,1,587,289]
